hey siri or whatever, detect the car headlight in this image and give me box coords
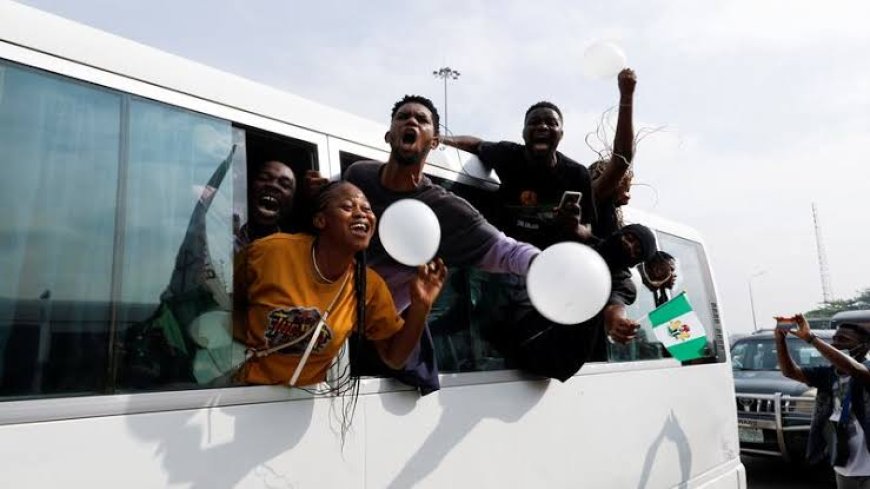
[793,388,817,415]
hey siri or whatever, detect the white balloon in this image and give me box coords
[581,41,627,80]
[188,310,232,349]
[527,242,612,325]
[379,199,441,266]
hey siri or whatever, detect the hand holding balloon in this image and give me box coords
[582,41,627,80]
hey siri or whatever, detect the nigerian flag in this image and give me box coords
[643,292,708,361]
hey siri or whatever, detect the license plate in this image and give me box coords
[737,418,759,429]
[738,427,764,443]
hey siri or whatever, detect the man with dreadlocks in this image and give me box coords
[233,181,446,387]
[587,68,638,239]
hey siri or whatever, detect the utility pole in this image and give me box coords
[812,203,833,304]
[748,270,767,332]
[432,67,460,134]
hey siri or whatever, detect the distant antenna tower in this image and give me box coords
[812,202,833,303]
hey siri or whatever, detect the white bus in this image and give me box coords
[0,2,745,487]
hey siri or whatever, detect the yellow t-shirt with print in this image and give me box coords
[234,233,403,386]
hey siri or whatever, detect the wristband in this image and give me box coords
[805,333,817,344]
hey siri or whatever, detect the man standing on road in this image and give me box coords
[776,313,870,488]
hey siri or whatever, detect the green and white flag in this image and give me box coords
[641,292,708,361]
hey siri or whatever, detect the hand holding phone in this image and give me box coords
[774,316,797,331]
[776,320,797,331]
[558,191,582,210]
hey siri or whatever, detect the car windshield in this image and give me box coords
[731,338,830,371]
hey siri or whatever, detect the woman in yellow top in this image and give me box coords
[234,181,446,386]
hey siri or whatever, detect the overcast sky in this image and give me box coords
[16,0,870,334]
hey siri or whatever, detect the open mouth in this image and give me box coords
[255,193,281,217]
[529,132,553,151]
[401,129,418,145]
[349,220,370,237]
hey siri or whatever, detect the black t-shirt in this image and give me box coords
[478,141,596,249]
[344,161,502,271]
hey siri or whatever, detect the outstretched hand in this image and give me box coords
[618,68,636,96]
[605,304,639,344]
[410,258,448,309]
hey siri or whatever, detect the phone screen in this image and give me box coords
[775,320,797,331]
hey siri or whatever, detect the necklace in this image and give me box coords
[311,242,337,284]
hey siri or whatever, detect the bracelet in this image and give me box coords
[805,334,817,344]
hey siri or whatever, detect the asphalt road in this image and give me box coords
[743,455,835,488]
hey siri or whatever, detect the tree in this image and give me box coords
[805,288,870,318]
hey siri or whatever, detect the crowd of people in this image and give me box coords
[231,68,681,393]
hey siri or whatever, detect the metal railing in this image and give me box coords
[735,392,814,461]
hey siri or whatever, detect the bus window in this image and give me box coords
[114,98,236,392]
[339,151,370,175]
[612,268,667,362]
[614,232,722,363]
[242,127,318,233]
[643,232,722,363]
[427,176,508,372]
[0,60,121,399]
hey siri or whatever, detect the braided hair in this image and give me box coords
[589,159,633,229]
[309,181,369,442]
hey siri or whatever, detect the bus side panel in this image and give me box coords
[364,364,742,488]
[0,396,365,489]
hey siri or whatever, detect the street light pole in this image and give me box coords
[432,67,460,134]
[748,270,767,332]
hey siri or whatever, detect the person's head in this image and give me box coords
[386,95,440,167]
[596,223,657,271]
[641,251,677,290]
[589,159,634,206]
[832,323,870,360]
[523,101,564,160]
[250,160,296,228]
[312,181,376,253]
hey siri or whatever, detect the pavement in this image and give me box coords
[742,455,835,488]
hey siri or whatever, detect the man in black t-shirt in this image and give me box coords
[443,97,641,347]
[444,101,595,250]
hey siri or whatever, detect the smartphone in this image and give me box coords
[775,320,797,331]
[558,191,583,210]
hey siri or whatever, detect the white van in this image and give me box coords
[0,2,745,487]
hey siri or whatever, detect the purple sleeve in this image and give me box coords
[475,232,540,275]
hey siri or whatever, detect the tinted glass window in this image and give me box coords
[731,338,830,370]
[0,62,121,399]
[427,176,508,372]
[115,99,237,391]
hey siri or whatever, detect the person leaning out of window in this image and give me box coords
[233,181,447,387]
[776,313,870,489]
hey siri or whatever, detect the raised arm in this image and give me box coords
[441,135,484,155]
[789,314,870,385]
[774,323,808,384]
[374,259,447,369]
[592,68,636,201]
[475,233,540,276]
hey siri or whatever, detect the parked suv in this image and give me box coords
[731,329,833,462]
